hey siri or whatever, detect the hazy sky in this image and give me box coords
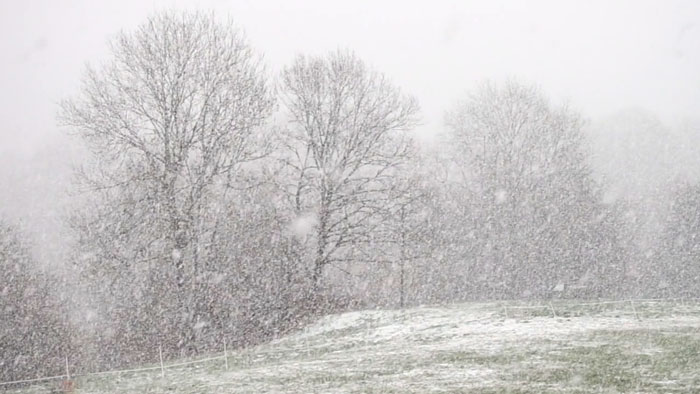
[1,0,699,152]
[0,0,699,264]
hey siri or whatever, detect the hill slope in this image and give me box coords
[10,300,700,393]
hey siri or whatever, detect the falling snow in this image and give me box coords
[2,4,700,393]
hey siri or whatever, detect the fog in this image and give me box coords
[1,0,698,267]
[1,2,700,391]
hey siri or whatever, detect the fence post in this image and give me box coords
[65,356,70,380]
[224,338,229,371]
[503,305,509,319]
[159,345,165,378]
[629,300,640,320]
[549,302,557,318]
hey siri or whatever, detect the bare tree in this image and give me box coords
[277,50,419,290]
[445,80,624,299]
[381,162,438,308]
[61,11,273,356]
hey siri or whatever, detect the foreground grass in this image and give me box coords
[8,300,700,393]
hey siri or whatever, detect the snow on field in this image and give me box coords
[8,300,700,393]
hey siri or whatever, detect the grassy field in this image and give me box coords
[7,300,700,393]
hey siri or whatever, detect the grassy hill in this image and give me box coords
[8,300,700,393]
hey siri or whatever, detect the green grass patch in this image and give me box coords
[5,300,700,393]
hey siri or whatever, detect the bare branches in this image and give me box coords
[61,12,273,194]
[276,50,419,285]
[61,12,276,352]
[441,80,616,299]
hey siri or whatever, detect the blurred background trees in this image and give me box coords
[652,183,700,298]
[0,220,74,382]
[442,81,626,299]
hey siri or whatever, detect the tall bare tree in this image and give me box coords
[61,11,273,357]
[277,50,419,289]
[445,81,625,299]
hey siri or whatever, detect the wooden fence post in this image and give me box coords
[629,300,640,320]
[224,338,229,370]
[159,345,165,378]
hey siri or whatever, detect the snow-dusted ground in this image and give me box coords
[9,300,700,393]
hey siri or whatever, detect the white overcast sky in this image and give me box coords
[1,0,699,154]
[0,0,699,265]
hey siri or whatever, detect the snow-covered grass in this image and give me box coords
[7,300,700,393]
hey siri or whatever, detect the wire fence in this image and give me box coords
[2,297,700,391]
[500,297,700,319]
[0,345,232,389]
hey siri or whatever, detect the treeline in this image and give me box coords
[0,222,75,382]
[2,11,699,382]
